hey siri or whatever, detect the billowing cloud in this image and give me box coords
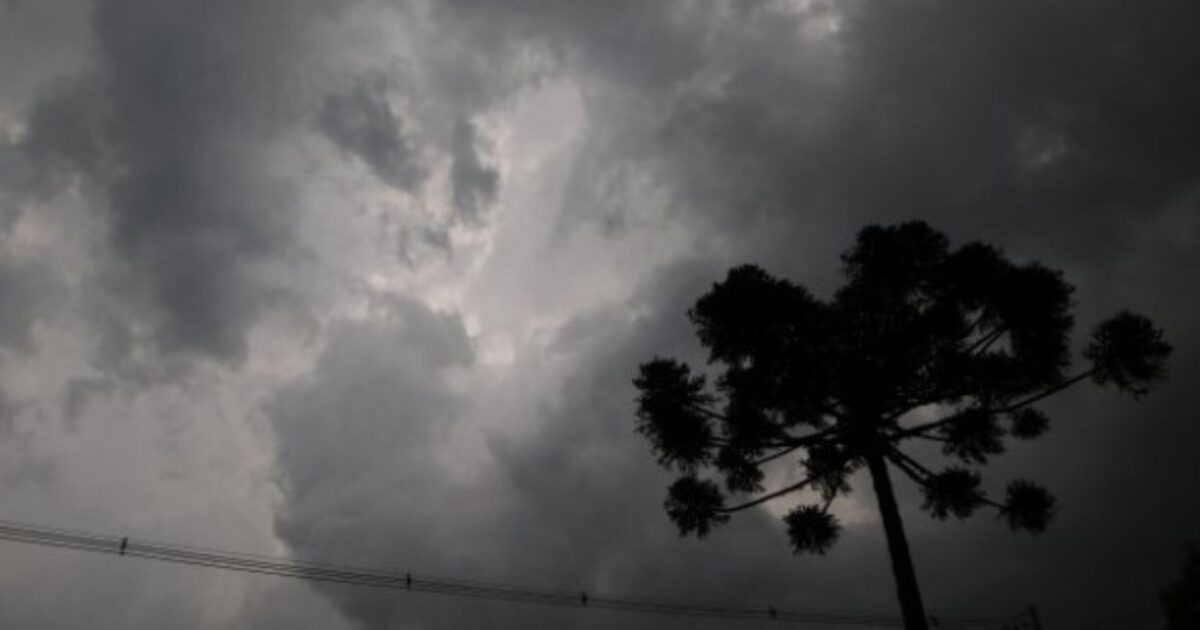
[0,1,1197,629]
[4,1,330,361]
[269,261,906,629]
[449,119,497,222]
[0,253,55,351]
[269,297,489,627]
[318,78,426,192]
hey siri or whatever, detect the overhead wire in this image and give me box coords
[0,518,1025,628]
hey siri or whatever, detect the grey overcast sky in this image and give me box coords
[1,1,1197,628]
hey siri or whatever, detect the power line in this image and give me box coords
[0,518,1024,628]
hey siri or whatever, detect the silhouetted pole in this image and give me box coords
[1027,605,1043,630]
[866,453,929,630]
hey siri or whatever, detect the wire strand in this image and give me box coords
[0,518,1023,628]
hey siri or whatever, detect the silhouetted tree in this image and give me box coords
[633,222,1172,630]
[1162,547,1200,630]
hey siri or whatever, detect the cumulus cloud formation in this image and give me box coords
[5,0,326,361]
[449,119,498,222]
[268,298,495,627]
[270,261,898,630]
[0,254,55,351]
[318,79,426,192]
[0,0,1197,629]
[271,299,474,564]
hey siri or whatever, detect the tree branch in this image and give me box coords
[886,449,936,482]
[895,369,1096,439]
[884,396,941,424]
[687,401,727,422]
[909,433,951,444]
[712,436,809,450]
[886,453,931,489]
[893,419,955,441]
[717,473,820,513]
[751,444,804,467]
[968,327,1005,356]
[787,425,839,447]
[994,369,1096,414]
[959,310,990,340]
[821,405,847,421]
[697,399,840,452]
[886,449,1005,510]
[688,404,797,449]
[749,427,838,466]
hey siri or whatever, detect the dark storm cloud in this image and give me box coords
[448,119,497,223]
[657,0,1200,271]
[0,255,55,352]
[1,0,1194,628]
[90,0,326,361]
[318,79,426,192]
[1,0,528,366]
[8,0,343,362]
[440,0,1200,278]
[60,377,112,428]
[270,261,903,630]
[0,388,15,435]
[7,79,102,201]
[269,296,481,627]
[292,1,1197,627]
[0,146,23,227]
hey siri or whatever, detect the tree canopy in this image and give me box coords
[1162,547,1200,630]
[633,221,1171,628]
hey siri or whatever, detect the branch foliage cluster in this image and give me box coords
[634,222,1171,552]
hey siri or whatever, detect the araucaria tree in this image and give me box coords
[633,222,1171,630]
[1161,546,1200,630]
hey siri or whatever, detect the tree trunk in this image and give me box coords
[866,452,929,630]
